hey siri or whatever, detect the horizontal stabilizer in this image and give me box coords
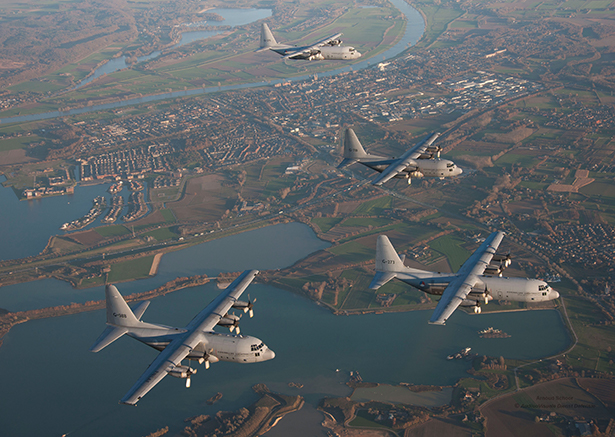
[337,158,357,169]
[90,326,128,353]
[132,301,150,321]
[369,271,397,290]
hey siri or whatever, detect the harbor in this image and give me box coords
[60,196,106,231]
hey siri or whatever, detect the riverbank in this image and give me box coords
[181,384,304,436]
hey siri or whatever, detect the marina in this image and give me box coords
[101,195,124,224]
[123,191,148,222]
[108,181,123,195]
[60,196,106,231]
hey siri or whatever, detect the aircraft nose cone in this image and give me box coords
[263,349,275,360]
[551,290,560,299]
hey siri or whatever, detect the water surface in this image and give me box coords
[0,285,570,437]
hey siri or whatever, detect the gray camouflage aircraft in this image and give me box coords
[337,129,463,186]
[90,270,274,405]
[370,231,560,325]
[257,23,361,60]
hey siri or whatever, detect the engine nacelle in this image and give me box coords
[425,146,441,157]
[408,170,424,178]
[308,53,325,61]
[187,350,220,364]
[492,253,512,267]
[418,153,435,160]
[168,365,196,379]
[217,314,240,328]
[460,299,480,307]
[483,265,503,277]
[327,39,342,46]
[233,300,249,310]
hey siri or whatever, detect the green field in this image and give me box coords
[143,227,179,241]
[95,225,131,238]
[0,135,43,152]
[160,208,176,222]
[349,410,391,429]
[428,234,472,272]
[340,217,393,228]
[328,240,373,264]
[107,255,154,282]
[352,196,393,215]
[311,217,343,233]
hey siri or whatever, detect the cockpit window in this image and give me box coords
[447,163,454,168]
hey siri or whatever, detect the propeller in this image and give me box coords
[186,377,191,388]
[248,295,256,318]
[229,312,242,334]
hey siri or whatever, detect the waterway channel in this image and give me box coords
[0,0,424,125]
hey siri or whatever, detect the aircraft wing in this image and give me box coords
[189,269,259,332]
[284,33,342,59]
[372,133,440,186]
[120,270,259,405]
[120,335,198,405]
[428,231,505,325]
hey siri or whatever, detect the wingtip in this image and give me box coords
[119,400,137,406]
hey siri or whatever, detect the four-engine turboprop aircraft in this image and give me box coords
[257,23,361,60]
[337,128,462,186]
[370,231,560,325]
[90,270,275,405]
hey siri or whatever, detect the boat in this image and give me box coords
[206,392,223,405]
[479,327,511,338]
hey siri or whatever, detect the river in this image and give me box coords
[0,283,569,437]
[0,0,424,125]
[73,8,273,90]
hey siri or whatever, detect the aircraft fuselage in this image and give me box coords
[361,158,462,179]
[128,329,275,364]
[272,45,361,60]
[393,270,559,303]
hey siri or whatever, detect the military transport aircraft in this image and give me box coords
[370,231,560,325]
[90,270,275,405]
[337,129,462,186]
[257,23,361,60]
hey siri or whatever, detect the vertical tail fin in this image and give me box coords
[106,284,140,327]
[338,128,371,168]
[376,235,404,272]
[344,129,370,159]
[260,23,277,48]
